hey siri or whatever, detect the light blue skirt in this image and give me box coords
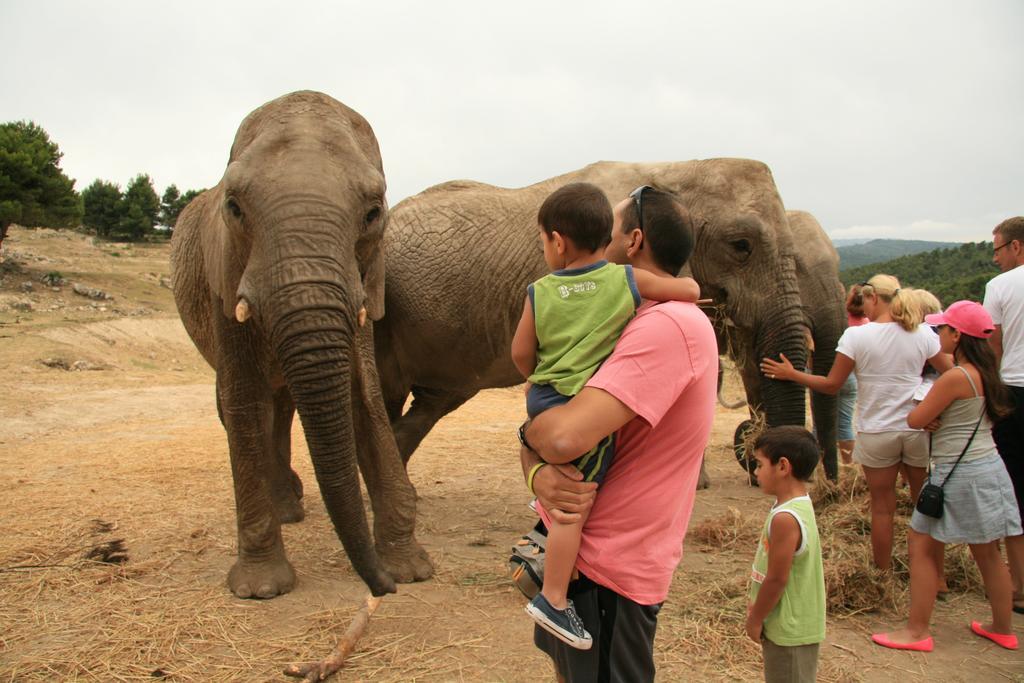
[911,453,1023,544]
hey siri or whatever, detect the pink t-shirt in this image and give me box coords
[538,301,717,605]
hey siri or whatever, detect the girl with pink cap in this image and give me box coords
[872,300,1020,652]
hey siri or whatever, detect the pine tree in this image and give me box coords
[118,174,160,240]
[160,184,181,228]
[81,180,123,237]
[0,120,82,244]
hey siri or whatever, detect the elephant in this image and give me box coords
[374,159,818,482]
[170,91,432,600]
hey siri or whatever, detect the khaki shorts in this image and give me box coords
[853,431,929,469]
[762,637,819,683]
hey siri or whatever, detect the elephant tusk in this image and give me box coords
[284,592,382,680]
[358,307,367,328]
[235,298,251,323]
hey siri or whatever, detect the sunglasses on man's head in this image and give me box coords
[629,185,654,232]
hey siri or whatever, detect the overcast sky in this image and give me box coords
[2,1,1020,242]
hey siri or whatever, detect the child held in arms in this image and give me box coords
[746,426,826,683]
[511,182,700,649]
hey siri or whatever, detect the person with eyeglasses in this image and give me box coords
[518,184,717,682]
[983,216,1024,615]
[760,275,953,573]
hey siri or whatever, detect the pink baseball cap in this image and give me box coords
[924,300,994,339]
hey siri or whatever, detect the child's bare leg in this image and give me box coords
[970,540,1014,635]
[541,509,589,610]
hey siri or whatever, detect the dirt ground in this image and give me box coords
[1,226,1021,682]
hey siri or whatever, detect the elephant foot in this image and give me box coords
[377,536,434,583]
[228,554,296,599]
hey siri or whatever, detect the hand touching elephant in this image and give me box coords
[374,159,817,478]
[170,91,432,600]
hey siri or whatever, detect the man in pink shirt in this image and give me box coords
[521,186,718,682]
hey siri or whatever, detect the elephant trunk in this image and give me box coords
[809,281,846,480]
[756,313,809,428]
[269,289,396,597]
[755,259,809,431]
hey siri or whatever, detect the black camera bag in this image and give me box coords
[915,404,983,520]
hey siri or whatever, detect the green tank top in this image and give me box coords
[527,261,640,396]
[748,495,826,646]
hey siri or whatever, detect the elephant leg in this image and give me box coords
[394,386,475,465]
[352,327,433,582]
[265,387,304,524]
[697,452,711,490]
[215,319,295,599]
[810,390,839,481]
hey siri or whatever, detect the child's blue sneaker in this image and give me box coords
[525,593,593,650]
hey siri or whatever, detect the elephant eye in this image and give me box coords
[364,206,381,227]
[225,198,242,220]
[730,239,752,258]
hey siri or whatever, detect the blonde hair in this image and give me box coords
[859,274,923,331]
[903,288,941,317]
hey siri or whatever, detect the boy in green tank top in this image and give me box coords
[511,182,700,649]
[746,426,826,682]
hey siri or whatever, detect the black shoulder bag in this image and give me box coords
[915,408,984,519]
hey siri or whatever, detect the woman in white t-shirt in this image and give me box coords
[761,275,953,570]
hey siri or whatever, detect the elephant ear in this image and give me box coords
[198,186,246,320]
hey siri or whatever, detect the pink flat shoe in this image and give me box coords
[970,621,1019,650]
[871,632,933,652]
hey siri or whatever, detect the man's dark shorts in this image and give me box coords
[994,384,1024,526]
[534,571,662,683]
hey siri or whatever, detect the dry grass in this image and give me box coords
[691,467,984,620]
[1,228,1011,682]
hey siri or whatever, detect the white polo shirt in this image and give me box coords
[984,265,1024,386]
[836,322,940,433]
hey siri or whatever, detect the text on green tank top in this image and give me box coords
[528,263,637,396]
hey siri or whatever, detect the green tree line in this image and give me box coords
[81,176,204,240]
[1,119,203,243]
[840,241,999,305]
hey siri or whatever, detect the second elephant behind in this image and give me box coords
[375,160,837,477]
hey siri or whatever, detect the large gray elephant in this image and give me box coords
[375,159,817,477]
[728,210,846,479]
[170,91,432,600]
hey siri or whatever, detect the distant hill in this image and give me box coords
[836,239,961,270]
[840,242,998,305]
[830,238,873,247]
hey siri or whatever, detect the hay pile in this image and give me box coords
[692,468,984,617]
[678,466,991,681]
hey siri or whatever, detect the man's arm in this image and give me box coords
[745,513,800,642]
[524,386,637,465]
[990,325,1004,366]
[520,444,596,524]
[632,268,700,303]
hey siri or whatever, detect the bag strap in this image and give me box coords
[930,403,985,489]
